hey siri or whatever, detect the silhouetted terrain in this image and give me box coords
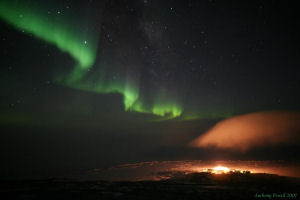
[1,172,299,200]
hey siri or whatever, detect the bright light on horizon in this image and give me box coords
[212,166,230,174]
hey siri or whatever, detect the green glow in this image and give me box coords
[123,84,139,110]
[62,69,182,119]
[0,0,230,121]
[0,1,98,69]
[0,0,184,120]
[64,70,140,111]
[0,113,31,126]
[132,100,182,119]
[152,104,182,117]
[179,110,233,121]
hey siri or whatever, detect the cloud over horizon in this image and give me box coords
[189,111,300,151]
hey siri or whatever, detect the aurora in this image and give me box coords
[0,0,262,122]
[1,1,300,196]
[0,1,98,69]
[0,0,186,119]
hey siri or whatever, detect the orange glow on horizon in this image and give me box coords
[212,166,230,174]
[201,165,252,174]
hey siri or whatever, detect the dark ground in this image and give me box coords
[0,172,299,200]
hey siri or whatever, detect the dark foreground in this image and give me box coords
[1,173,299,200]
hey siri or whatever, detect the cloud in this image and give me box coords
[189,111,300,151]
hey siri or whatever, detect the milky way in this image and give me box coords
[0,0,188,119]
[0,0,299,123]
[0,0,300,179]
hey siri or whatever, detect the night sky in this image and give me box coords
[0,0,299,179]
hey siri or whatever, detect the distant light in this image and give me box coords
[212,166,230,174]
[202,166,251,174]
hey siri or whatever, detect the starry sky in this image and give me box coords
[0,0,299,179]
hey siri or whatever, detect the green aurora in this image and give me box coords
[0,0,231,121]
